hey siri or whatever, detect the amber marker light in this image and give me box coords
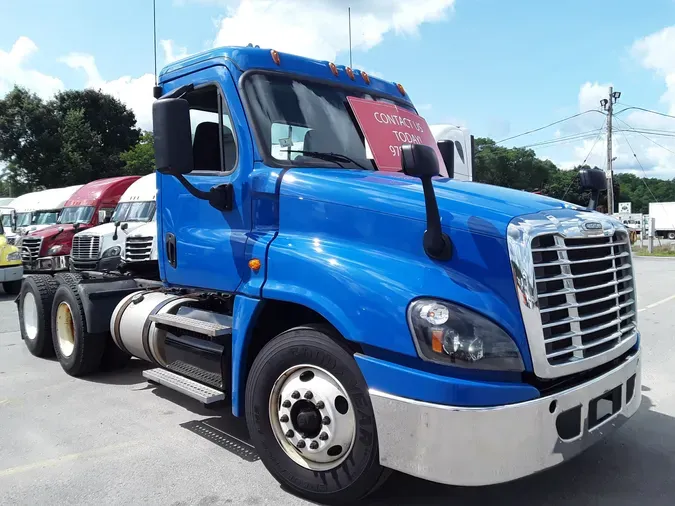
[329,62,339,76]
[361,71,370,84]
[396,83,406,96]
[431,329,444,354]
[249,258,262,272]
[270,49,281,65]
[345,67,355,80]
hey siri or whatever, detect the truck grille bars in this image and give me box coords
[508,213,638,379]
[72,235,101,260]
[125,236,153,262]
[21,237,42,264]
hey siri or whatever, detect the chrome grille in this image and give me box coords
[125,236,153,262]
[72,235,101,260]
[21,237,42,263]
[508,212,639,379]
[532,232,636,365]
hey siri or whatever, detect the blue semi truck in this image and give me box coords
[17,46,641,503]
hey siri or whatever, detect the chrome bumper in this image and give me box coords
[0,265,23,282]
[25,255,69,272]
[370,349,641,486]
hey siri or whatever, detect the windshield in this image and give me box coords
[57,206,95,225]
[35,210,60,225]
[15,212,31,228]
[244,73,416,169]
[111,201,156,223]
[1,214,11,229]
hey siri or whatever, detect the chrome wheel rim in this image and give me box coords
[55,302,75,357]
[269,364,356,471]
[23,292,39,340]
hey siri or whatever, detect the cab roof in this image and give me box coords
[159,45,413,106]
[119,173,157,203]
[65,176,140,207]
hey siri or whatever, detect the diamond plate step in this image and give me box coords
[149,313,231,337]
[143,368,225,405]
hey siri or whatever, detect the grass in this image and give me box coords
[632,245,675,257]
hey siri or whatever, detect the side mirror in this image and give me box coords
[153,98,194,176]
[401,144,452,261]
[579,167,607,211]
[436,140,455,179]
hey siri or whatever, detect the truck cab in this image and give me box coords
[0,213,23,294]
[16,46,641,504]
[430,124,474,181]
[71,174,156,272]
[15,185,83,236]
[20,177,139,273]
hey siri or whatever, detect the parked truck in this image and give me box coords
[0,215,23,294]
[16,47,641,503]
[18,177,139,273]
[14,185,84,234]
[71,174,156,273]
[430,124,474,181]
[119,219,158,278]
[647,202,675,239]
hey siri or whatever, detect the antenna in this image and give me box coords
[348,7,353,68]
[152,0,161,99]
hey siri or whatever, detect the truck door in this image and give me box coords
[158,66,253,292]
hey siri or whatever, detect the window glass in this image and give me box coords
[58,206,95,225]
[34,211,59,225]
[15,212,31,227]
[112,202,156,222]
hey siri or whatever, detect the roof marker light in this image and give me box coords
[361,71,371,85]
[396,83,406,96]
[329,62,339,76]
[345,67,355,80]
[270,49,281,65]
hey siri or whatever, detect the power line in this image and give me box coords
[614,104,675,121]
[519,130,605,149]
[561,118,607,200]
[614,129,675,139]
[614,116,675,156]
[496,110,605,144]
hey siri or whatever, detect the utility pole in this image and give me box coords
[348,7,353,68]
[601,87,621,215]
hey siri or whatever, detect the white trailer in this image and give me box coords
[648,202,675,239]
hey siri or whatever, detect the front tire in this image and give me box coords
[51,284,106,376]
[668,231,675,240]
[3,279,22,295]
[245,326,389,504]
[18,275,58,357]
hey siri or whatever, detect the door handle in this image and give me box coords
[165,233,177,268]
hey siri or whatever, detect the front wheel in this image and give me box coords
[668,231,675,240]
[245,326,389,504]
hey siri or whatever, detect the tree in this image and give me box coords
[120,131,155,175]
[0,85,141,190]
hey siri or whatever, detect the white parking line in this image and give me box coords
[638,294,675,313]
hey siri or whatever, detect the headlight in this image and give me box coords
[408,299,524,371]
[47,244,63,255]
[102,246,121,258]
[7,251,21,262]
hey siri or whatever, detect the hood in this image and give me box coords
[28,223,85,239]
[127,221,157,238]
[21,224,54,234]
[0,235,21,265]
[281,169,585,238]
[77,220,149,238]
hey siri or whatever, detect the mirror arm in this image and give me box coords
[588,189,600,211]
[420,177,452,260]
[175,174,234,212]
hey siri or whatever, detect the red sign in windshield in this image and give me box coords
[347,96,447,176]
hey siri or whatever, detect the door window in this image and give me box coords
[184,86,237,173]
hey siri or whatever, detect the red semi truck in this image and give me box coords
[19,176,140,273]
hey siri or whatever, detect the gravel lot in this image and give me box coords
[1,257,674,505]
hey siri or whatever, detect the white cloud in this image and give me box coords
[161,39,189,64]
[61,53,155,130]
[578,81,612,112]
[213,0,455,62]
[0,36,64,98]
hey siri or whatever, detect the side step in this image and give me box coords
[149,313,231,337]
[143,368,225,405]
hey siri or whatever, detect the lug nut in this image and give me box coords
[280,414,289,423]
[322,416,331,425]
[297,440,306,449]
[304,391,313,400]
[285,430,294,438]
[319,432,328,441]
[309,441,319,450]
[291,391,300,399]
[282,400,291,408]
[316,401,325,409]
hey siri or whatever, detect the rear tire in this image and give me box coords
[51,284,106,376]
[245,325,389,504]
[18,275,58,357]
[3,279,22,295]
[668,232,675,240]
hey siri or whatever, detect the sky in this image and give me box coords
[2,0,675,179]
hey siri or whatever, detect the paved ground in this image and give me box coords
[1,257,674,505]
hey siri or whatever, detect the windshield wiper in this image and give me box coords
[288,150,370,171]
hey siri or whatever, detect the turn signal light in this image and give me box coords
[431,328,444,353]
[249,258,262,272]
[270,49,281,65]
[329,62,339,76]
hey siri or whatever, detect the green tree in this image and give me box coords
[120,131,155,175]
[0,85,141,190]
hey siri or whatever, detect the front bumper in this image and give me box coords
[24,255,69,273]
[70,255,121,272]
[370,349,641,486]
[0,265,23,282]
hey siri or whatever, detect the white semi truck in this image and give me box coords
[71,174,156,273]
[648,202,675,239]
[11,185,83,238]
[430,124,474,181]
